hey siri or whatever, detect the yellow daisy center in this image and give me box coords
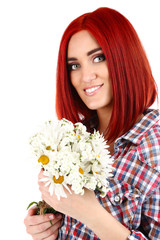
[79,168,84,174]
[46,146,51,150]
[53,175,64,184]
[74,134,81,139]
[38,155,49,165]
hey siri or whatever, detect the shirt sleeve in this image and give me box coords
[127,230,148,240]
[127,185,160,240]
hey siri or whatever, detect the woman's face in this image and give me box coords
[67,30,113,111]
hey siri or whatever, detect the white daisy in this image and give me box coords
[30,118,113,200]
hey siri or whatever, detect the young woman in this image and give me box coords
[24,7,160,240]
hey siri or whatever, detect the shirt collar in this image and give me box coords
[115,109,160,146]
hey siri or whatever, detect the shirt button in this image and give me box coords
[114,195,120,203]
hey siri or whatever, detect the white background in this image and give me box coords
[0,0,159,239]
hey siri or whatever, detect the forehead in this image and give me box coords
[67,30,101,57]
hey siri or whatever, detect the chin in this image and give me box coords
[86,104,100,110]
[86,101,113,111]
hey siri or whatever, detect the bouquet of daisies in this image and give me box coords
[29,118,113,200]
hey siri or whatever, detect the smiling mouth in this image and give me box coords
[84,84,104,95]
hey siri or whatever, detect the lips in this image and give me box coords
[84,84,103,96]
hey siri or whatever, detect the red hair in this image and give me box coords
[56,7,158,142]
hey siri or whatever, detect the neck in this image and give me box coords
[97,105,112,135]
[96,104,114,156]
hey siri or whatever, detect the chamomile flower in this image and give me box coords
[30,118,113,200]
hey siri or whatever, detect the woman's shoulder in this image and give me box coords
[137,109,160,171]
[138,109,160,143]
[117,108,160,171]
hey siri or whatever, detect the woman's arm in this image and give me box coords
[81,198,131,240]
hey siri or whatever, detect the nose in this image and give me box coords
[81,65,96,83]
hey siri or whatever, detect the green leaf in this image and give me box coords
[50,220,53,225]
[43,208,47,214]
[27,201,38,210]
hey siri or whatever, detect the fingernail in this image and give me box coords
[49,214,54,220]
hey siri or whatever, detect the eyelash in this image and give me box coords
[68,54,106,71]
[68,63,80,71]
[94,54,105,63]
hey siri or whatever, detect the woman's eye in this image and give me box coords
[68,63,80,71]
[94,54,105,63]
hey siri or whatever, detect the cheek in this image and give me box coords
[70,73,79,90]
[106,82,113,99]
[108,80,113,96]
[102,77,113,100]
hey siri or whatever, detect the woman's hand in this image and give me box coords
[38,170,131,240]
[24,206,62,240]
[38,170,100,225]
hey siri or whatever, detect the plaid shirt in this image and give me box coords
[58,109,160,240]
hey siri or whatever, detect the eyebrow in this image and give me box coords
[67,47,102,61]
[87,47,102,56]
